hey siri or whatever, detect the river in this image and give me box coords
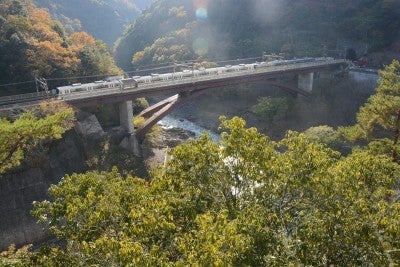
[158,115,221,142]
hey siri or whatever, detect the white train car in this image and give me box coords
[159,73,172,81]
[57,79,121,94]
[57,83,89,95]
[136,76,152,83]
[56,57,334,95]
[206,68,219,75]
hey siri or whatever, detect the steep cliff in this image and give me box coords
[0,130,86,250]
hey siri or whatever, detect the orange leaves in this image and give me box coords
[132,51,144,64]
[29,9,61,42]
[29,9,52,25]
[24,9,88,76]
[69,32,96,53]
[27,39,79,76]
[26,8,78,76]
[1,0,121,81]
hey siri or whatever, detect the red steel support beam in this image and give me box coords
[135,89,209,141]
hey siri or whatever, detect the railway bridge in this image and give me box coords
[0,58,348,155]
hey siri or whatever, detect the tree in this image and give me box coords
[251,96,292,126]
[0,100,74,175]
[345,48,357,61]
[132,98,149,115]
[303,125,344,151]
[0,0,122,92]
[77,40,123,76]
[21,117,400,266]
[68,32,95,53]
[341,60,400,162]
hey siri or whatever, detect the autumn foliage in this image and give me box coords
[0,0,122,92]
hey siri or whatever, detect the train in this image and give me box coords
[56,57,335,95]
[56,76,137,95]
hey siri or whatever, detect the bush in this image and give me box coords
[251,96,291,126]
[132,98,149,115]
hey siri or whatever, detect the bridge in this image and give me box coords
[0,58,348,155]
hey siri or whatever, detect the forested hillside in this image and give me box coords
[33,0,149,46]
[114,0,400,69]
[0,0,122,95]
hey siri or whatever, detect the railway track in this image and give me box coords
[0,91,57,110]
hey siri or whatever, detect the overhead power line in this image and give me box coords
[0,56,267,87]
[0,80,35,87]
[46,73,117,81]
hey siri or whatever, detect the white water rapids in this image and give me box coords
[158,116,221,142]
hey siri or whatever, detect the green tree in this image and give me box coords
[132,98,149,115]
[304,125,343,150]
[341,60,400,162]
[0,101,74,175]
[78,40,123,77]
[23,117,400,266]
[251,96,291,126]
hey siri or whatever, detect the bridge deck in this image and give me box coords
[0,59,347,110]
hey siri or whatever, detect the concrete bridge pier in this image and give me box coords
[298,72,314,93]
[119,100,141,156]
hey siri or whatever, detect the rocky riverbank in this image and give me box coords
[143,126,196,168]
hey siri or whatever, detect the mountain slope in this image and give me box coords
[114,0,194,69]
[0,0,122,94]
[33,0,144,46]
[114,0,400,70]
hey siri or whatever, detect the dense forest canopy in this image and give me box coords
[114,0,400,69]
[0,0,122,95]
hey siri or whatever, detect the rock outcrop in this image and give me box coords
[75,114,106,137]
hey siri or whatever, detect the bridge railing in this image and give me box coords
[0,91,49,105]
[121,59,347,91]
[57,59,347,101]
[1,59,349,105]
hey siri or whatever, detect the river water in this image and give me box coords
[158,115,221,142]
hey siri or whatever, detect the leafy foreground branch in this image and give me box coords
[1,115,399,266]
[0,101,75,175]
[341,60,400,163]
